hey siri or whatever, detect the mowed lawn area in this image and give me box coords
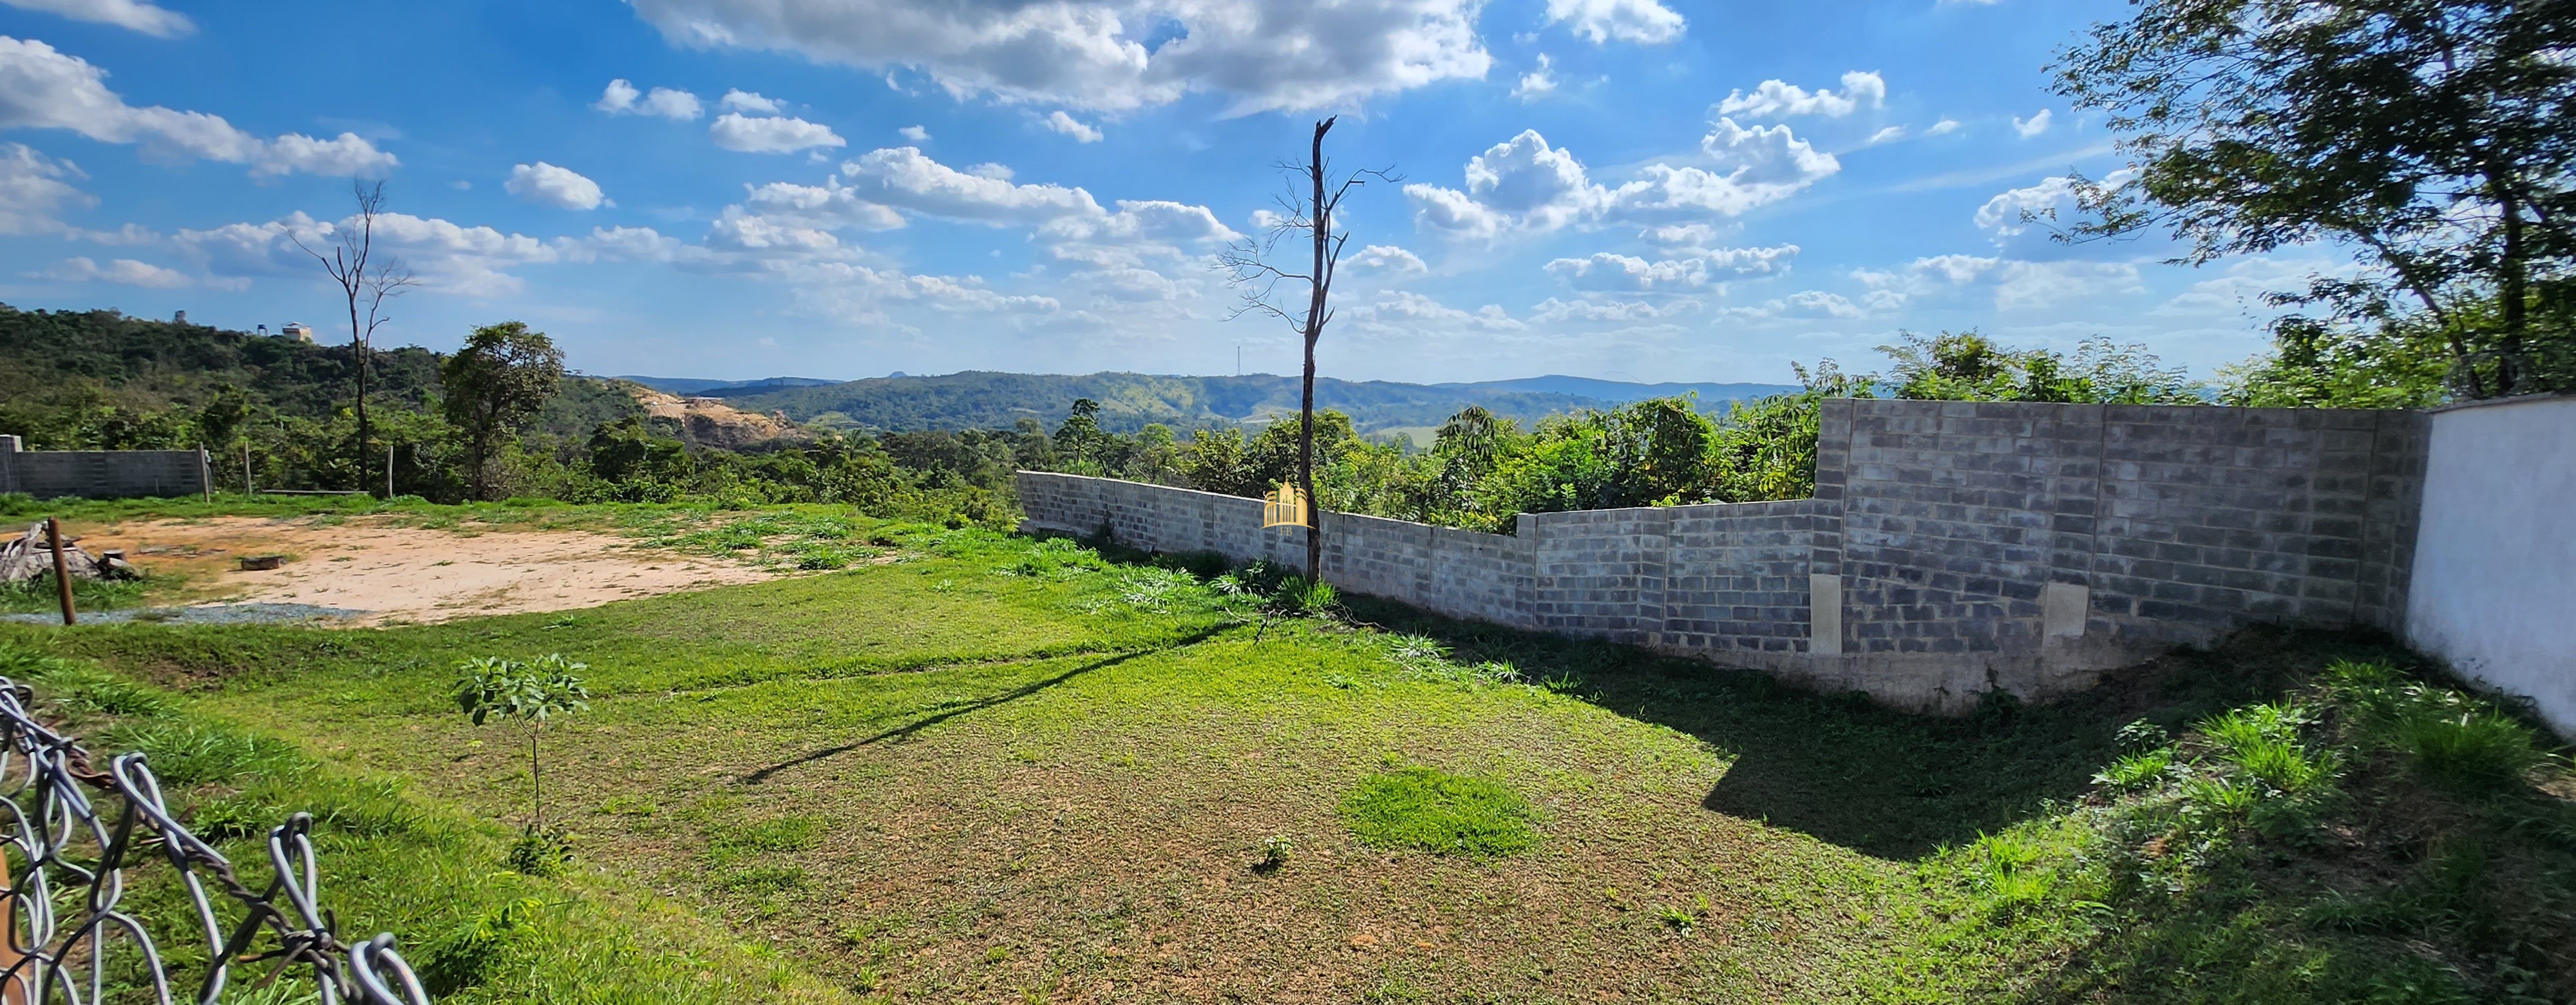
[5,512,2570,1003]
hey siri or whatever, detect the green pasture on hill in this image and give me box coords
[0,501,2568,1003]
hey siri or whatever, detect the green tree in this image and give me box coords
[2054,0,2576,399]
[2218,314,2455,407]
[1877,330,2201,404]
[441,321,565,500]
[454,654,589,833]
[1179,427,1253,496]
[194,384,254,450]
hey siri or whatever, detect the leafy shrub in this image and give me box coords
[507,826,572,877]
[1340,767,1538,857]
[415,897,543,996]
[1255,834,1293,874]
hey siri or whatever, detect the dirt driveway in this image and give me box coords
[72,516,787,625]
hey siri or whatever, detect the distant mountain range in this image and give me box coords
[1433,376,1797,404]
[612,371,1799,435]
[612,375,840,396]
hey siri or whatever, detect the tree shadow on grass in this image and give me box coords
[1340,596,2410,860]
[740,626,1226,785]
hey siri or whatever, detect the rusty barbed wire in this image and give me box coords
[0,678,429,1005]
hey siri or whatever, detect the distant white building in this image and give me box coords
[281,322,314,343]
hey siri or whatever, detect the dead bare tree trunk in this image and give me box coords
[294,182,416,495]
[1296,120,1331,581]
[1221,117,1392,582]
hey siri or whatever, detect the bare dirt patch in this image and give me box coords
[72,515,787,624]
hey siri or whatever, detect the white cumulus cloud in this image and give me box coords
[39,254,187,287]
[840,146,1099,225]
[172,211,567,296]
[627,0,1493,114]
[1544,244,1797,291]
[0,141,90,234]
[3,0,190,37]
[898,124,929,142]
[505,162,607,211]
[1040,110,1103,142]
[1512,54,1557,102]
[1350,244,1427,272]
[2013,108,2052,137]
[0,37,396,177]
[1405,129,1609,238]
[1544,0,1685,44]
[1715,71,1886,119]
[1531,297,1690,323]
[1887,253,2145,311]
[1609,118,1840,218]
[594,79,705,120]
[710,112,846,153]
[1408,121,1839,239]
[1351,290,1523,330]
[719,89,779,113]
[1973,169,2133,239]
[1716,290,1870,323]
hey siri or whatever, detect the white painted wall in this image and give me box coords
[2406,394,2576,735]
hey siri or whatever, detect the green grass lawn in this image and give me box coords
[1,504,2568,1003]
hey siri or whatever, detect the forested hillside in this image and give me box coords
[721,370,1792,435]
[0,305,638,448]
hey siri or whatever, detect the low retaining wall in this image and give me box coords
[1020,398,2431,713]
[0,436,209,500]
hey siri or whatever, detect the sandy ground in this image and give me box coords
[70,516,785,625]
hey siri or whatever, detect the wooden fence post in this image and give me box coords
[45,517,72,627]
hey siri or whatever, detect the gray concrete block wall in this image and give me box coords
[0,437,208,500]
[2085,405,2392,645]
[1661,499,1817,655]
[1526,506,1672,645]
[1833,400,2079,655]
[1018,396,2430,712]
[2358,410,2430,635]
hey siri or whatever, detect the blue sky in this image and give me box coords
[0,0,2334,385]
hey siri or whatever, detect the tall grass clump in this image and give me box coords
[2018,653,2576,1003]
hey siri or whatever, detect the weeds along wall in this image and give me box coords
[0,436,209,500]
[1019,398,2432,713]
